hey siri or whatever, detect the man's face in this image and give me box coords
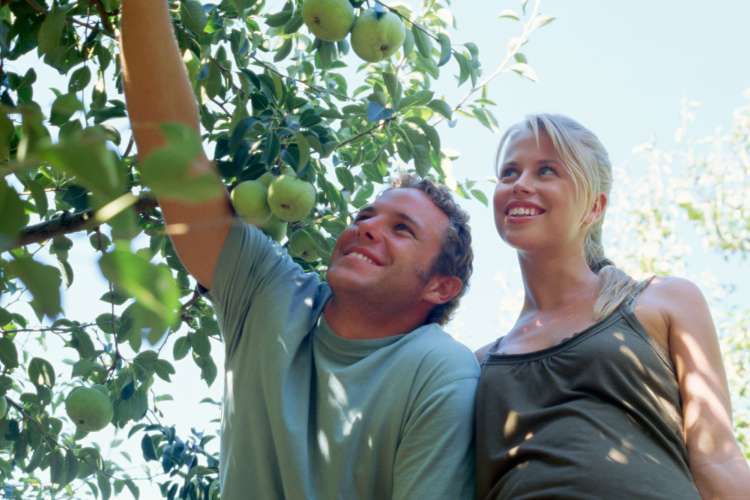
[327,188,450,311]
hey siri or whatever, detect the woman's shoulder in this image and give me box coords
[474,341,498,364]
[638,275,705,311]
[633,276,708,350]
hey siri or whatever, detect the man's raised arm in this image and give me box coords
[120,0,232,288]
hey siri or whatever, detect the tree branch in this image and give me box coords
[14,196,158,249]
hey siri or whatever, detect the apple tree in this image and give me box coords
[0,0,554,497]
[613,94,750,457]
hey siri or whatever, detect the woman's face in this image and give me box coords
[493,128,594,255]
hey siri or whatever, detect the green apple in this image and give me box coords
[258,171,276,187]
[231,180,273,226]
[302,0,355,42]
[288,229,323,262]
[0,396,7,419]
[65,385,113,433]
[267,175,317,222]
[260,215,288,242]
[351,9,406,62]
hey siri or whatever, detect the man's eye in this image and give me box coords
[395,223,414,236]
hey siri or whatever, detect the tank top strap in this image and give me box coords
[621,275,657,313]
[619,275,674,371]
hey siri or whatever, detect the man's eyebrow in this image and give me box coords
[355,206,375,217]
[396,211,422,232]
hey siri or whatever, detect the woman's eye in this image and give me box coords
[500,167,518,179]
[539,165,557,176]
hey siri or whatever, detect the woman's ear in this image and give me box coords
[585,193,607,225]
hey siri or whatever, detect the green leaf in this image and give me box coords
[412,25,432,59]
[471,189,488,206]
[0,113,15,162]
[97,471,112,500]
[402,29,415,57]
[454,52,471,86]
[0,337,19,370]
[76,447,101,479]
[198,356,217,385]
[173,336,190,360]
[181,0,207,35]
[49,449,65,484]
[28,357,55,388]
[0,179,28,250]
[154,359,175,382]
[274,38,293,62]
[413,144,430,176]
[335,166,355,192]
[231,0,257,12]
[96,313,120,334]
[37,7,66,55]
[139,123,222,202]
[42,130,126,201]
[191,331,211,357]
[383,72,401,104]
[284,12,304,34]
[71,329,97,359]
[6,256,62,319]
[50,93,83,126]
[428,99,453,120]
[265,4,293,27]
[530,15,556,31]
[437,33,451,67]
[141,434,157,461]
[99,247,180,331]
[63,450,79,486]
[295,132,310,170]
[509,62,538,82]
[498,9,520,20]
[399,90,434,110]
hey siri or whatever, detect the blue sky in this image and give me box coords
[9,0,750,496]
[441,0,750,348]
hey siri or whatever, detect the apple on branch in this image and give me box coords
[65,385,113,433]
[267,175,317,222]
[351,8,406,62]
[230,180,273,226]
[302,0,355,42]
[288,229,323,262]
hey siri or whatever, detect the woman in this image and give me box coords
[475,114,750,499]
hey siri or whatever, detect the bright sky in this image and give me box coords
[8,0,750,497]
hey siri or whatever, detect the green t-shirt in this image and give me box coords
[208,220,479,500]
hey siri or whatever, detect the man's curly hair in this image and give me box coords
[388,174,473,325]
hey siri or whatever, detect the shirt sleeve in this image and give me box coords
[204,218,316,357]
[392,374,479,500]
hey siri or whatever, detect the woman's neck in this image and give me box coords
[517,249,601,313]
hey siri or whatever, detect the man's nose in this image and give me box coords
[357,217,383,241]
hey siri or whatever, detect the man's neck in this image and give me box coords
[322,295,428,340]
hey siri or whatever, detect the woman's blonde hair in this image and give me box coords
[495,113,640,320]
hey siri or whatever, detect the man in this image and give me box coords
[119,2,479,499]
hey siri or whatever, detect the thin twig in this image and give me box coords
[438,0,542,122]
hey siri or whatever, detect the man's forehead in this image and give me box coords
[366,188,448,227]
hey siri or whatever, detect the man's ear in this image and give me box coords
[422,275,463,305]
[584,192,607,225]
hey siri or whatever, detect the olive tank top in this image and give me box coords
[475,284,700,500]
